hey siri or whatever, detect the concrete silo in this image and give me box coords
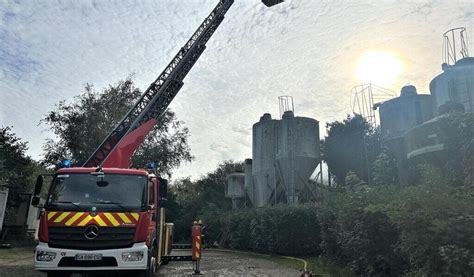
[225,172,246,210]
[430,57,474,115]
[252,113,279,207]
[275,111,320,204]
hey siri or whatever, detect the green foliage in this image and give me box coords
[318,184,407,276]
[371,150,399,186]
[0,127,34,190]
[441,112,474,186]
[190,166,473,276]
[322,115,381,185]
[0,127,46,226]
[169,160,242,242]
[213,205,320,256]
[386,165,474,276]
[41,78,192,176]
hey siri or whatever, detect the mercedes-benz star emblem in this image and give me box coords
[84,225,99,240]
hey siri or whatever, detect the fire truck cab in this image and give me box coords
[32,166,169,277]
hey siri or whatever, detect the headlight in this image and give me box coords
[122,251,144,262]
[36,250,56,262]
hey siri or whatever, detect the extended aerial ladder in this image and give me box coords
[84,0,234,168]
[83,0,283,168]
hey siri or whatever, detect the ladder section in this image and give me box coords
[84,0,234,167]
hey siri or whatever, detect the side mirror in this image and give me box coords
[31,175,43,207]
[158,177,168,208]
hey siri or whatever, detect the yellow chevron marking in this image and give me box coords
[47,211,57,220]
[54,212,70,223]
[131,213,139,221]
[196,235,201,240]
[104,213,120,227]
[77,215,93,226]
[93,215,107,227]
[195,252,200,258]
[196,242,201,250]
[65,212,84,226]
[118,213,132,224]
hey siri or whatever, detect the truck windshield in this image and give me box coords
[47,173,146,210]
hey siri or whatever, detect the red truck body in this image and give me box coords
[34,167,166,276]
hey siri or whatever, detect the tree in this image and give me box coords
[371,150,399,186]
[387,165,474,275]
[0,127,45,227]
[0,127,35,191]
[441,112,474,186]
[41,78,193,176]
[170,160,243,242]
[321,114,381,186]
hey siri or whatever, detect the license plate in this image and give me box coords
[75,254,102,261]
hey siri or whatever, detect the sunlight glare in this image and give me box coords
[356,51,402,87]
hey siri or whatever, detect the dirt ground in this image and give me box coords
[0,247,302,277]
[158,249,302,276]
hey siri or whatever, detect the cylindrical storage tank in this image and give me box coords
[379,85,433,142]
[244,159,254,206]
[252,113,279,207]
[378,85,433,184]
[225,172,246,199]
[275,111,320,204]
[430,57,474,115]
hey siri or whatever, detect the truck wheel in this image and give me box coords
[46,271,70,277]
[138,246,157,277]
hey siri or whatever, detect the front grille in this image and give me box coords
[48,227,135,250]
[58,257,118,267]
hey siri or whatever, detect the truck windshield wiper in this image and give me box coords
[92,200,133,212]
[51,201,81,208]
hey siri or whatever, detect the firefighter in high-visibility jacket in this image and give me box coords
[192,220,203,274]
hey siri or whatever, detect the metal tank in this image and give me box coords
[377,85,433,184]
[378,85,433,142]
[430,57,474,115]
[225,172,246,210]
[275,111,320,204]
[252,113,279,207]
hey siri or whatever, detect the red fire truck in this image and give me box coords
[33,167,168,277]
[30,0,283,276]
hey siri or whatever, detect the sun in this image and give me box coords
[356,51,402,87]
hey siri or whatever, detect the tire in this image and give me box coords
[137,246,157,277]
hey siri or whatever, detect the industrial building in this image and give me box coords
[225,98,321,208]
[376,28,474,183]
[226,28,474,204]
[404,56,474,162]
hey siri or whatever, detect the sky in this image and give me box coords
[1,0,473,180]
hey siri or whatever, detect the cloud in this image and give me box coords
[0,16,39,81]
